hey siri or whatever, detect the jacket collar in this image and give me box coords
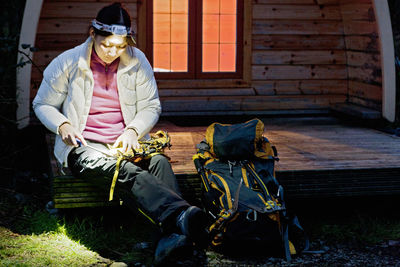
[78,37,139,73]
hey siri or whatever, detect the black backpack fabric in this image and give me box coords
[193,119,308,261]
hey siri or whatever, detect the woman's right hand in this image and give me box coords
[59,122,87,147]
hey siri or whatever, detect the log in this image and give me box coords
[348,80,382,102]
[252,65,347,80]
[41,2,137,19]
[252,50,346,65]
[252,4,341,20]
[344,35,379,52]
[252,20,343,35]
[252,80,347,95]
[160,95,346,112]
[252,35,345,50]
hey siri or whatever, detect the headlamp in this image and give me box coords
[92,19,136,45]
[92,19,131,36]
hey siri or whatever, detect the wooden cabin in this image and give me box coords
[16,0,400,202]
[17,0,396,126]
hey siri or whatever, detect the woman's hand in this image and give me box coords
[59,122,87,147]
[113,128,139,152]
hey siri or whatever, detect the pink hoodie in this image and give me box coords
[82,50,125,144]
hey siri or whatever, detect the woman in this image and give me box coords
[32,2,208,263]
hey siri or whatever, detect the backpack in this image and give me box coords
[193,118,308,261]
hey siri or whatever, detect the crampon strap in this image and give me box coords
[109,131,171,201]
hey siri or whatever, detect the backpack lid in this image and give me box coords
[205,118,265,160]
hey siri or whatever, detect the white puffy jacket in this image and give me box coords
[32,37,161,166]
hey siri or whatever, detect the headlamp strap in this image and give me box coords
[92,19,131,36]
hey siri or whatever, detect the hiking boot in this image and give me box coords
[153,233,192,266]
[176,206,209,248]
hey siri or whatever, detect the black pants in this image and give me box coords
[67,141,190,231]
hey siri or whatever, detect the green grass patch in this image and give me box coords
[0,226,110,266]
[1,196,155,266]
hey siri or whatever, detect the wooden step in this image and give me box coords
[331,103,381,119]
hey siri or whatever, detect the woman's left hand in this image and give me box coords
[112,129,139,152]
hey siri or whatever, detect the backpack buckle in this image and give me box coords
[246,210,257,221]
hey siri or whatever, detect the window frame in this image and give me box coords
[145,0,244,80]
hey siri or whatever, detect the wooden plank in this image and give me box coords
[252,65,347,80]
[243,0,253,85]
[253,20,343,35]
[55,196,111,204]
[252,35,345,50]
[54,193,108,201]
[156,79,250,89]
[36,50,359,73]
[35,34,87,51]
[252,50,346,65]
[347,51,381,68]
[340,3,375,21]
[155,117,400,174]
[38,18,138,34]
[158,88,256,97]
[344,35,379,52]
[252,80,348,95]
[252,0,339,4]
[55,202,117,208]
[46,0,137,2]
[240,95,346,110]
[160,95,346,112]
[33,51,63,67]
[41,2,137,18]
[348,96,381,110]
[348,80,382,102]
[331,103,381,119]
[348,66,382,84]
[343,20,377,35]
[252,4,341,20]
[341,0,373,4]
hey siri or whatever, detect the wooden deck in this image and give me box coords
[48,116,400,208]
[154,116,400,198]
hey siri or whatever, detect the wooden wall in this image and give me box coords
[339,0,382,110]
[250,0,347,113]
[31,0,383,116]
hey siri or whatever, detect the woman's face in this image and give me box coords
[92,32,128,64]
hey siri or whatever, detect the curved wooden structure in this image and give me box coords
[16,0,397,128]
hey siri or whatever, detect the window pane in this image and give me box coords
[219,44,236,71]
[171,0,188,14]
[153,0,189,73]
[202,0,237,73]
[220,15,236,43]
[202,44,219,72]
[203,0,219,14]
[171,44,187,71]
[154,0,170,13]
[154,14,170,43]
[202,14,219,43]
[154,44,171,72]
[220,0,236,14]
[171,14,188,43]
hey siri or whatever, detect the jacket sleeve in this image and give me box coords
[32,56,70,134]
[125,51,161,138]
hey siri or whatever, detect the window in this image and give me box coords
[146,0,243,79]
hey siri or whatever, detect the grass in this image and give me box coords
[0,226,109,266]
[0,194,156,266]
[2,192,400,266]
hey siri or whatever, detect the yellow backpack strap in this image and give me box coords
[109,155,124,201]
